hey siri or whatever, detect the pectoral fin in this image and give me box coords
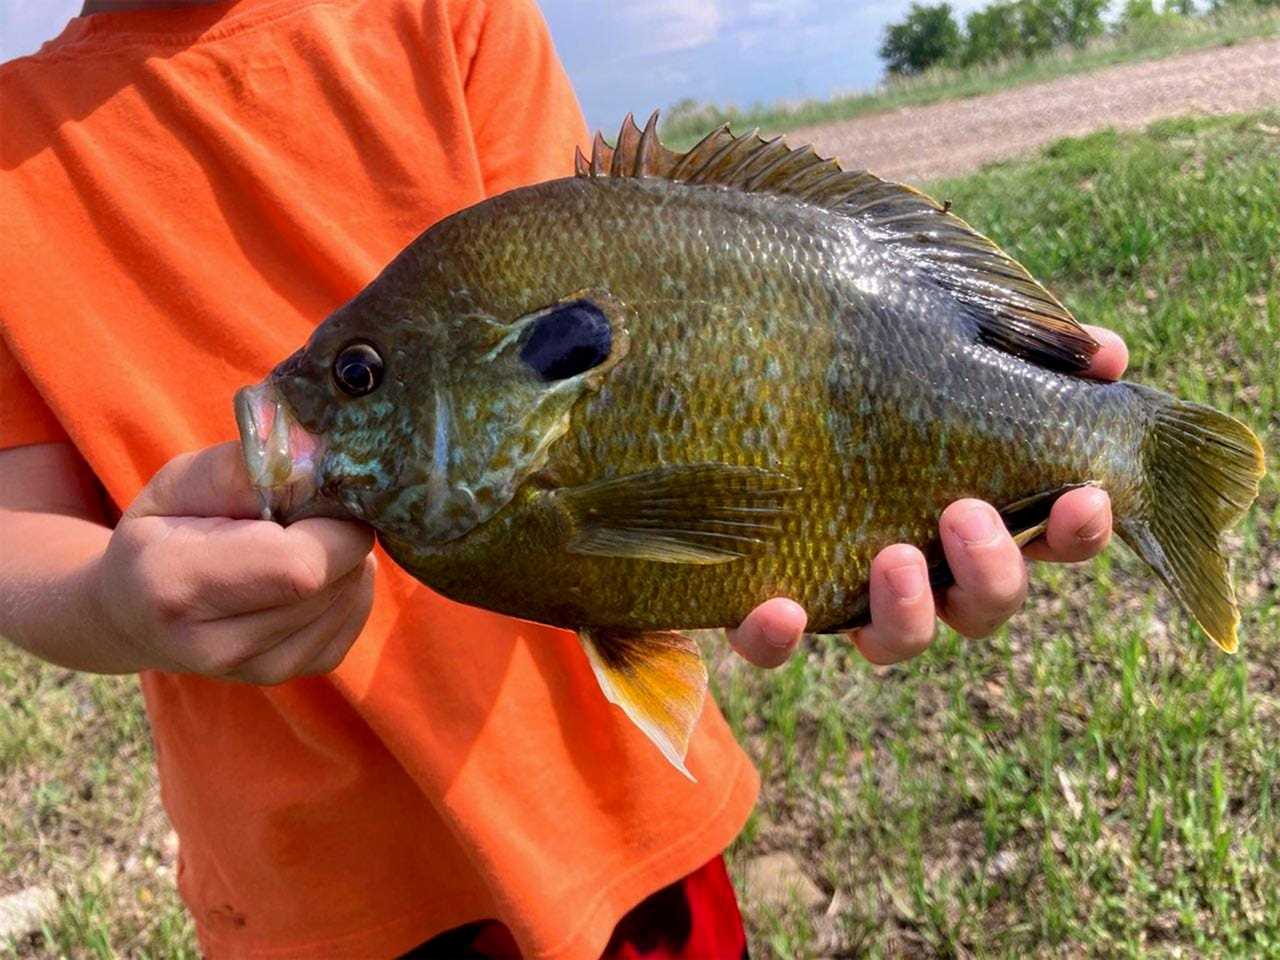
[579,628,708,780]
[552,463,799,564]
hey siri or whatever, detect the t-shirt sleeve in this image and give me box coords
[0,337,71,450]
[460,0,590,197]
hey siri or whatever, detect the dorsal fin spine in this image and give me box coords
[743,144,805,191]
[610,113,638,178]
[731,136,788,186]
[634,111,659,177]
[721,137,774,184]
[590,132,609,177]
[675,129,738,183]
[799,169,848,203]
[774,159,837,195]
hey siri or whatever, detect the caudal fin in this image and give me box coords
[1118,387,1266,652]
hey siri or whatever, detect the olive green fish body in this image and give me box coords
[380,176,1143,633]
[236,115,1264,777]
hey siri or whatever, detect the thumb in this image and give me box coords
[127,442,266,520]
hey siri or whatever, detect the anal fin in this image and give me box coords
[579,628,709,780]
[998,482,1100,548]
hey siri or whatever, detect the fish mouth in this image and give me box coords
[234,381,324,523]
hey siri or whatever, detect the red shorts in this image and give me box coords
[400,855,748,959]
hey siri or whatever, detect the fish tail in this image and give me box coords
[1116,385,1266,652]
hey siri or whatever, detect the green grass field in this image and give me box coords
[660,11,1280,149]
[3,111,1278,957]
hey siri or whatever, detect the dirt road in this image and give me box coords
[791,36,1280,183]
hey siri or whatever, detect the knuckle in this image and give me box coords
[147,570,197,622]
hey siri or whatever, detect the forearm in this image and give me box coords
[0,508,144,674]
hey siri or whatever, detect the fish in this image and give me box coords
[235,113,1266,777]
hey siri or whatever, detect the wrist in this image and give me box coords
[75,554,156,674]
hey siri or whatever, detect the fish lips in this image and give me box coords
[234,380,330,524]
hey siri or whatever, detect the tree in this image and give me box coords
[1053,0,1108,48]
[963,2,1021,65]
[880,3,962,76]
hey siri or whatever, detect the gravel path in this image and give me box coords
[790,36,1280,183]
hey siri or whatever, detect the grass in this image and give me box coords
[3,111,1278,957]
[0,661,194,958]
[659,10,1280,149]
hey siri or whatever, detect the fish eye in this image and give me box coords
[520,300,612,381]
[332,341,384,397]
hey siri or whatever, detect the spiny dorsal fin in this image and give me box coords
[578,112,1100,374]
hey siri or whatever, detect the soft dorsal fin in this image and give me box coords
[576,112,1100,374]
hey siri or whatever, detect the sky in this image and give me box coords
[0,0,992,130]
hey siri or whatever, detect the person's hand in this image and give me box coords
[730,325,1128,668]
[88,442,376,684]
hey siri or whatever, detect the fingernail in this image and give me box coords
[1075,500,1109,544]
[885,563,926,601]
[953,505,998,545]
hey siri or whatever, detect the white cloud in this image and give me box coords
[618,0,724,54]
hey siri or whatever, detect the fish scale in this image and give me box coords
[236,114,1264,776]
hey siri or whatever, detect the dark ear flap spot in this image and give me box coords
[520,300,613,381]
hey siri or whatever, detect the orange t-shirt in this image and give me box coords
[0,2,758,957]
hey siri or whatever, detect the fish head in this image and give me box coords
[235,277,630,542]
[234,299,416,525]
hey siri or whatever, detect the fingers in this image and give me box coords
[728,597,807,668]
[153,515,375,618]
[197,561,369,659]
[128,442,264,520]
[1023,486,1112,563]
[937,500,1028,639]
[850,544,936,664]
[272,518,376,602]
[222,555,376,684]
[1082,324,1128,381]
